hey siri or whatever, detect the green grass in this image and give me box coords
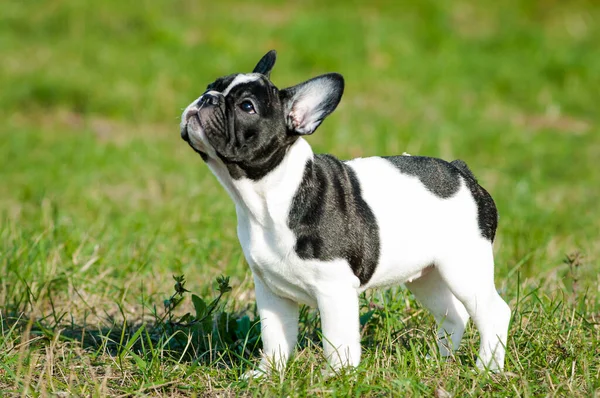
[1,0,599,396]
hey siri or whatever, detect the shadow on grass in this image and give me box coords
[1,288,264,371]
[0,282,435,374]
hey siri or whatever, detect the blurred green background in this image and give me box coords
[1,0,599,330]
[1,0,599,395]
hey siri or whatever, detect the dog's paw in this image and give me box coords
[241,368,268,380]
[321,364,357,380]
[321,367,337,380]
[475,358,503,373]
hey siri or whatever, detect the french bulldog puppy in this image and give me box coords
[180,50,511,376]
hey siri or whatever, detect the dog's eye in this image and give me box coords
[239,100,256,114]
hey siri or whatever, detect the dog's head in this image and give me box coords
[180,50,344,180]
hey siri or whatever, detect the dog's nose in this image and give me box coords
[198,92,221,107]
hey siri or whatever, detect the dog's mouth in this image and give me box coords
[181,104,201,140]
[181,110,215,160]
[180,113,199,143]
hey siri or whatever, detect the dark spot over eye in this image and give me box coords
[239,100,256,114]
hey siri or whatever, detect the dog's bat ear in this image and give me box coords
[252,50,277,78]
[280,73,344,135]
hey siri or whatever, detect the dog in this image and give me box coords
[180,50,511,376]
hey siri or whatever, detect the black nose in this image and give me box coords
[198,92,220,107]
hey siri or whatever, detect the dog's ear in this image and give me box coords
[252,50,277,78]
[279,73,344,135]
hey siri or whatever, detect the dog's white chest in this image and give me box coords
[237,212,318,306]
[228,139,324,305]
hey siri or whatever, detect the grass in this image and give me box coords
[1,0,599,396]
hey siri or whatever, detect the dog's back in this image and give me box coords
[342,154,497,289]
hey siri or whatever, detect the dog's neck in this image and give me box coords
[206,138,313,226]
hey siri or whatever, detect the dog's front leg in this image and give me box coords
[248,275,299,378]
[317,284,361,371]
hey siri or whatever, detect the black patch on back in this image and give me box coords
[288,155,380,285]
[384,156,462,198]
[385,155,498,241]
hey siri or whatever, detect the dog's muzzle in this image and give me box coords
[181,91,222,142]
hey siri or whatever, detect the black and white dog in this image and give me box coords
[180,50,511,376]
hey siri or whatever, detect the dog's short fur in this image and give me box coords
[180,50,511,376]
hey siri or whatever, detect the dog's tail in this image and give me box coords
[451,159,499,240]
[451,159,477,182]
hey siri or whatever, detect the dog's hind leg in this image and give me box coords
[436,240,511,371]
[406,267,470,358]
